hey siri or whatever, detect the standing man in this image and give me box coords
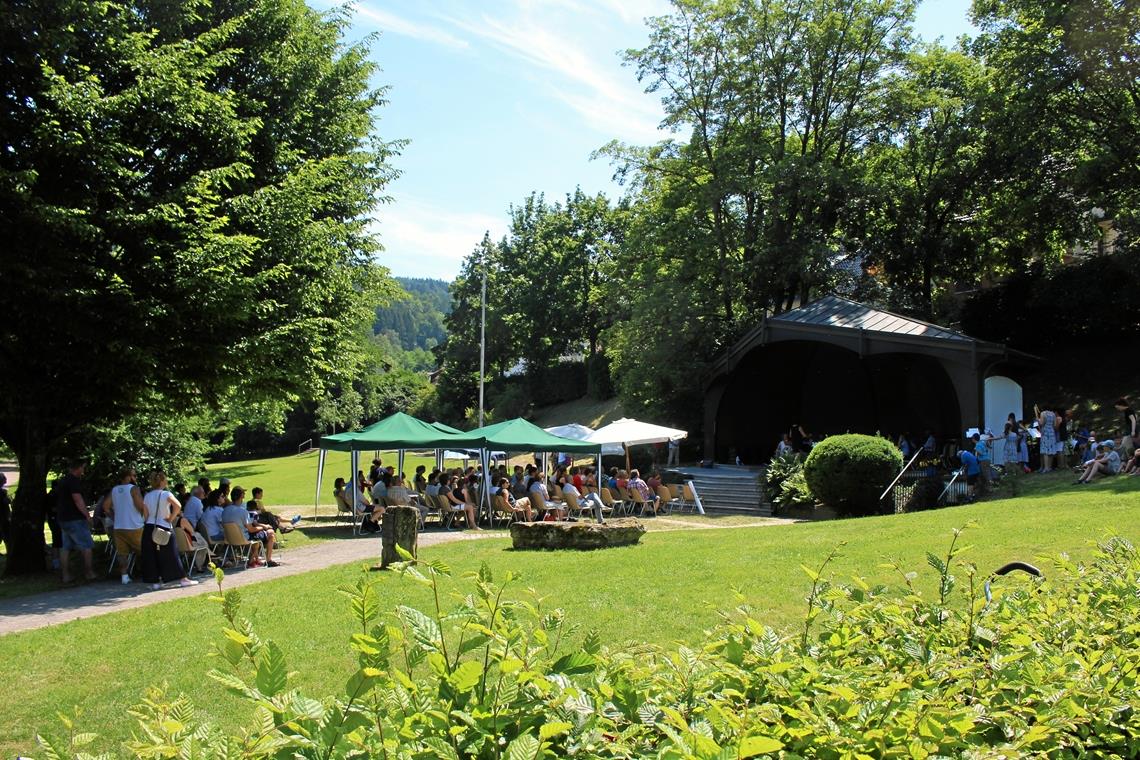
[0,473,10,554]
[104,467,147,584]
[667,438,679,467]
[1115,399,1137,458]
[56,460,95,583]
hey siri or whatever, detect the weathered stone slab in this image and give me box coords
[379,506,420,569]
[509,518,646,551]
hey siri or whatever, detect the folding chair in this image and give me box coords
[629,487,654,516]
[656,486,681,515]
[667,484,683,501]
[176,527,208,577]
[221,522,263,567]
[491,494,520,527]
[600,487,626,516]
[681,482,700,513]
[435,493,464,530]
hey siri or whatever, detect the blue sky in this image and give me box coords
[307,0,977,280]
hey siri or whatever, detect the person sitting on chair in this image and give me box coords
[445,475,480,530]
[386,474,411,506]
[222,486,279,567]
[627,469,659,515]
[494,477,533,521]
[560,479,605,523]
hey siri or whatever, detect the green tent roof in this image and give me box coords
[431,421,465,435]
[318,412,484,452]
[467,417,601,454]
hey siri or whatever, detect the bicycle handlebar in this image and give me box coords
[984,561,1043,603]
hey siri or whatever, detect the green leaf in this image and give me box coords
[539,721,572,741]
[505,732,540,760]
[739,735,784,757]
[345,667,381,699]
[551,651,596,675]
[448,660,483,693]
[255,641,288,697]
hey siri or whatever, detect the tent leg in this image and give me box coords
[315,449,326,516]
[398,450,405,477]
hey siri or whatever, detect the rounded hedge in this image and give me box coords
[803,434,903,516]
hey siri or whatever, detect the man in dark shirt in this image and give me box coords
[56,460,95,583]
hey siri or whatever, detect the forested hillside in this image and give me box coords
[373,277,451,351]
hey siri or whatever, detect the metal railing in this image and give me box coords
[297,438,313,455]
[879,448,934,513]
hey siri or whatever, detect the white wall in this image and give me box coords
[984,376,1023,465]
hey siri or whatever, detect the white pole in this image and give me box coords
[479,257,487,428]
[315,449,326,515]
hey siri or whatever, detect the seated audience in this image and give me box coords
[222,486,279,567]
[387,475,412,506]
[182,486,205,533]
[627,469,659,514]
[560,479,605,523]
[494,477,533,521]
[1075,442,1121,484]
[444,475,480,529]
[201,491,226,544]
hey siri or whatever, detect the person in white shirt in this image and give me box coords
[560,481,605,524]
[103,467,147,584]
[182,486,205,532]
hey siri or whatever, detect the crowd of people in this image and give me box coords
[36,462,298,588]
[768,397,1139,502]
[332,458,673,529]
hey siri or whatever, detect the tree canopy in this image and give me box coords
[0,0,402,572]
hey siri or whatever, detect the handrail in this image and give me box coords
[297,438,313,455]
[938,469,963,504]
[879,448,925,502]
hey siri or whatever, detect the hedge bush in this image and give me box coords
[803,434,902,516]
[36,533,1140,758]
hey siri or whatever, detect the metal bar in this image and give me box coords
[880,448,925,502]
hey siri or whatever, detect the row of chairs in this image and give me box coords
[104,521,269,578]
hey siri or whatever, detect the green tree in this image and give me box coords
[973,0,1140,237]
[0,0,401,573]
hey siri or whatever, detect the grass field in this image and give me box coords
[0,472,1137,755]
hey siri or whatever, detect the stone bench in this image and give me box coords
[509,518,646,551]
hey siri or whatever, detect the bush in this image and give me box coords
[803,434,902,516]
[763,452,816,510]
[37,532,1140,758]
[904,474,946,512]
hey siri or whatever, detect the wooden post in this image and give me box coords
[378,506,419,570]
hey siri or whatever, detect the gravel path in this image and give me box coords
[0,529,498,636]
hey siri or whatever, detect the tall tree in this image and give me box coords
[0,0,401,573]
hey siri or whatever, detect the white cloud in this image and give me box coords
[352,3,469,49]
[588,0,670,26]
[373,198,506,278]
[438,6,665,143]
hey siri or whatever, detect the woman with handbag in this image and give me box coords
[140,470,198,590]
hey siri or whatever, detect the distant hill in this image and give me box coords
[374,277,451,351]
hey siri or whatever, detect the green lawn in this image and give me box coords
[1,473,1137,756]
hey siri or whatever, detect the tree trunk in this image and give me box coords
[6,432,50,576]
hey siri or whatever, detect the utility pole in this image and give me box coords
[478,252,487,428]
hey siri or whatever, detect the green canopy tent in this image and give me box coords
[466,418,603,522]
[315,412,485,512]
[430,421,465,471]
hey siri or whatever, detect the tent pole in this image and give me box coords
[315,449,326,516]
[398,449,405,477]
[624,443,630,473]
[351,450,359,516]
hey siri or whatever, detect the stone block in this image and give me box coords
[509,518,646,551]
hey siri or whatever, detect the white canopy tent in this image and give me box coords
[586,418,688,448]
[543,424,624,456]
[586,418,701,513]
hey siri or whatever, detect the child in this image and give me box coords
[1075,442,1121,484]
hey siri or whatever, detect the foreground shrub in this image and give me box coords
[37,533,1140,758]
[804,434,902,516]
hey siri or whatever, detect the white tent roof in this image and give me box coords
[544,423,623,455]
[586,418,688,447]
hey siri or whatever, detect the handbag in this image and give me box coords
[151,490,172,546]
